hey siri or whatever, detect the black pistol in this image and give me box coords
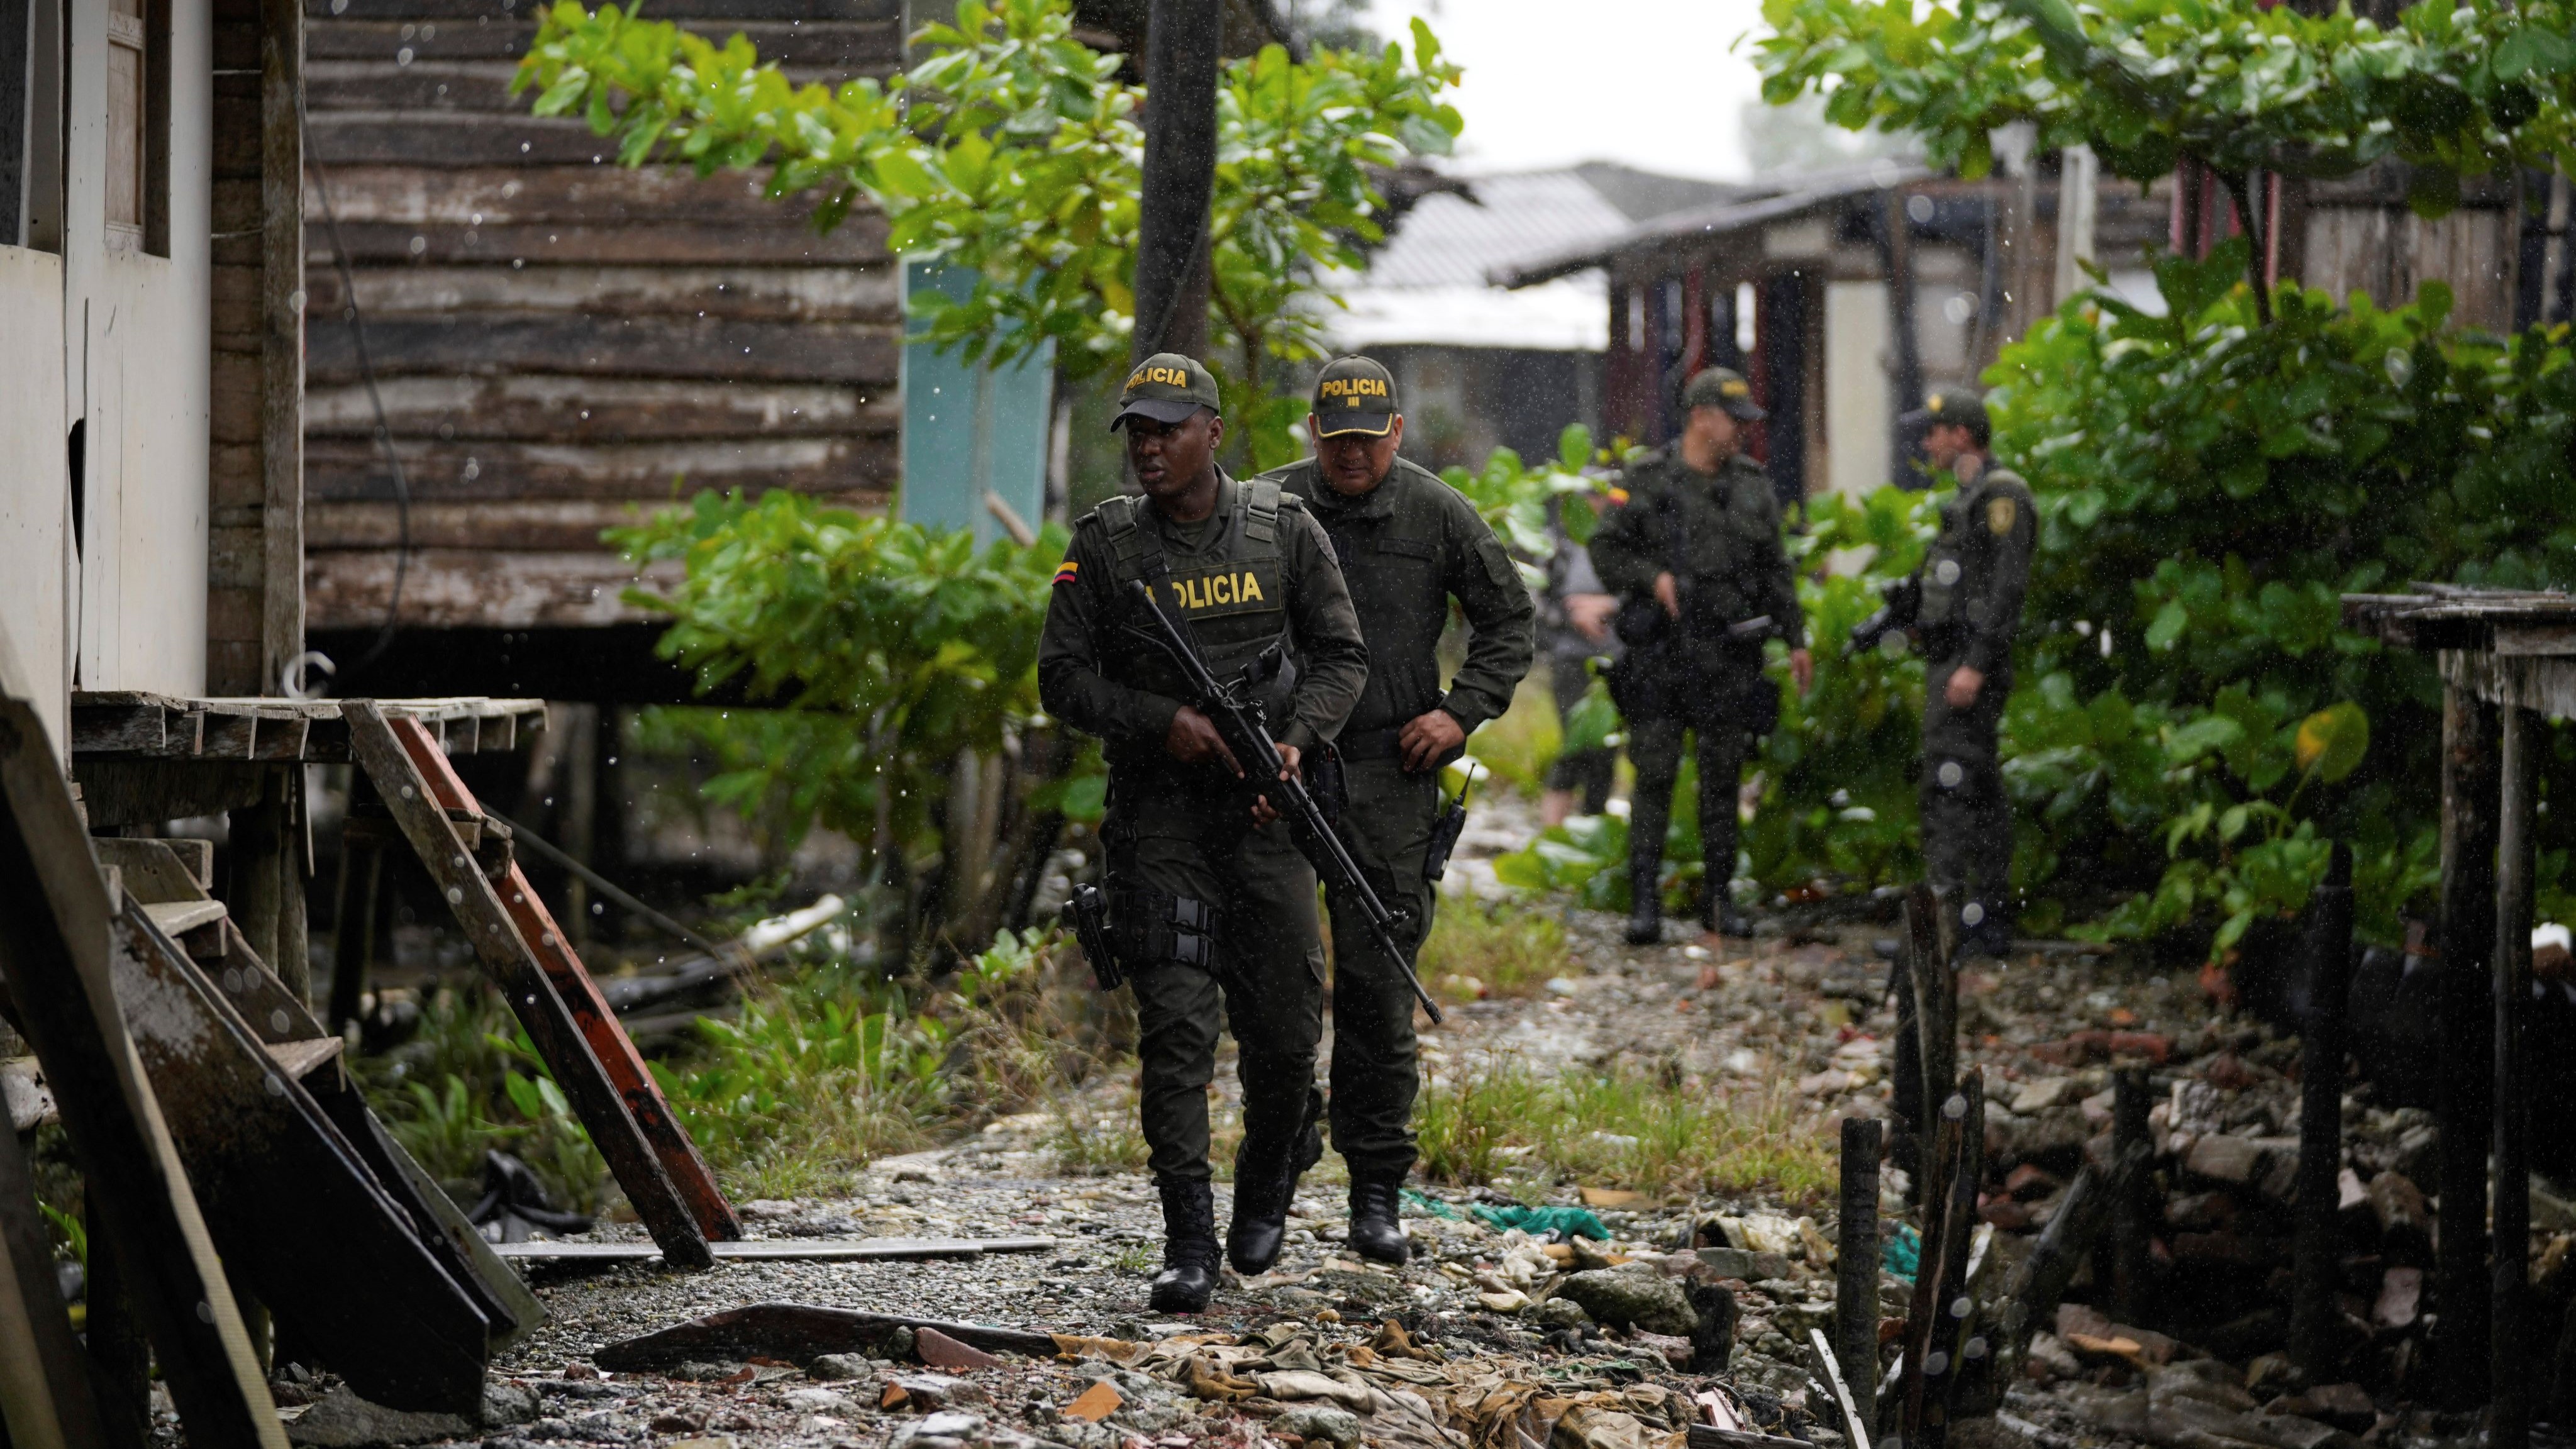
[1068,882,1122,992]
[1422,767,1479,884]
[1848,577,1921,656]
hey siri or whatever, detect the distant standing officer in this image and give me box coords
[1897,387,2034,958]
[1591,367,1812,946]
[1538,528,1621,827]
[1260,356,1535,1266]
[1037,354,1371,1313]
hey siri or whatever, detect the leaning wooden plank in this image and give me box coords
[113,904,492,1414]
[491,1236,1057,1263]
[0,1082,107,1449]
[592,1302,1060,1370]
[342,700,714,1270]
[387,715,741,1243]
[0,697,287,1449]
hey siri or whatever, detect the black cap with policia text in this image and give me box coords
[1110,352,1224,429]
[1309,355,1398,437]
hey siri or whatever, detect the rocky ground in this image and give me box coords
[265,799,2560,1449]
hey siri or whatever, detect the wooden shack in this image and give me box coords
[297,0,1296,701]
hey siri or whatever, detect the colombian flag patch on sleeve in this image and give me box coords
[1606,487,1630,506]
[1053,560,1080,586]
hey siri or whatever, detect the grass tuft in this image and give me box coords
[1415,1056,1833,1203]
[1418,900,1574,1001]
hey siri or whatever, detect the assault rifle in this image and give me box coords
[1123,567,1444,1024]
[1848,576,1922,656]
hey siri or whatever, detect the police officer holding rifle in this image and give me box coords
[1851,387,2034,960]
[1038,354,1372,1313]
[1258,356,1534,1266]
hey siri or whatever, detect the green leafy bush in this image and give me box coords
[1990,246,2576,952]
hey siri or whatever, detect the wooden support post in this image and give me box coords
[2111,1066,2152,1325]
[1888,951,1923,1203]
[327,838,381,1034]
[2436,683,2499,1406]
[2290,843,2355,1382]
[0,1103,108,1449]
[1906,884,1955,1204]
[83,1201,149,1449]
[1905,1074,1982,1449]
[1899,1097,1960,1448]
[1836,1116,1882,1439]
[343,702,720,1265]
[560,702,597,949]
[2495,705,2537,1449]
[226,767,299,996]
[0,698,287,1449]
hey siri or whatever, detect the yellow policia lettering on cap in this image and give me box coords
[1156,572,1267,611]
[1128,365,1192,389]
[1318,377,1390,401]
[1052,560,1080,586]
[1987,496,2017,535]
[1721,379,1750,397]
[1926,395,1945,412]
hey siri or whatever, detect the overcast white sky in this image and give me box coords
[1371,0,1775,182]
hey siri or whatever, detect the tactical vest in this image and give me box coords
[1916,469,2025,639]
[1093,477,1294,723]
[1285,460,1451,731]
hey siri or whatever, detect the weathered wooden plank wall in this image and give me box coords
[299,0,906,645]
[206,0,304,696]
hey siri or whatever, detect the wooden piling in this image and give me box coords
[1905,885,1954,1203]
[2494,706,2537,1449]
[2111,1066,2152,1325]
[1889,950,1924,1203]
[1836,1116,1882,1438]
[2436,684,2499,1407]
[2290,843,2355,1382]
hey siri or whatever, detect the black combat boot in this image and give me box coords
[1227,1089,1323,1275]
[1624,866,1663,946]
[1699,894,1755,939]
[1347,1177,1409,1264]
[1149,1177,1220,1313]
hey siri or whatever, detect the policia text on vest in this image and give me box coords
[1036,353,1370,1314]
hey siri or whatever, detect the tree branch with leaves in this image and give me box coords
[1754,0,2576,320]
[514,0,1462,464]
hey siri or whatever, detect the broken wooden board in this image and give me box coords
[0,696,287,1449]
[491,1236,1057,1263]
[114,902,492,1414]
[343,699,714,1269]
[591,1301,1063,1370]
[67,692,545,766]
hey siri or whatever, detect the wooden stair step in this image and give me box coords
[261,1038,345,1082]
[141,898,232,964]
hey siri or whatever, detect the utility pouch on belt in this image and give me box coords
[1422,769,1477,883]
[1308,742,1348,825]
[1069,883,1123,992]
[1113,886,1222,972]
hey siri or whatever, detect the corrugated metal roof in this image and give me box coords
[1359,171,1641,290]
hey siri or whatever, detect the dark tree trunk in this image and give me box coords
[1131,0,1221,363]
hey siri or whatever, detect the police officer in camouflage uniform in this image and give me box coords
[1257,356,1535,1266]
[1590,367,1813,947]
[1038,354,1371,1312]
[1896,387,2034,958]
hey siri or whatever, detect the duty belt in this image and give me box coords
[1336,726,1407,762]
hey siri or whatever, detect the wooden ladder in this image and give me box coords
[341,701,739,1265]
